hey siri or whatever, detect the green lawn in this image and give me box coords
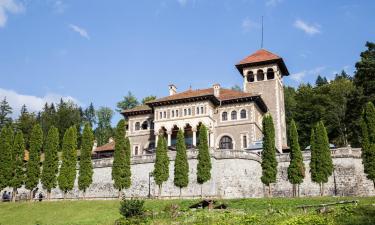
[0,197,374,225]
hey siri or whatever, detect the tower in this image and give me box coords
[235,49,289,152]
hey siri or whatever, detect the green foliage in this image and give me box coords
[10,131,25,191]
[41,126,59,193]
[39,103,57,144]
[0,126,14,189]
[231,85,242,91]
[119,198,145,218]
[56,99,82,146]
[25,124,43,191]
[261,115,277,186]
[117,91,139,112]
[287,120,305,185]
[78,123,94,192]
[58,126,78,193]
[16,105,37,148]
[315,75,328,87]
[141,96,157,104]
[95,106,114,146]
[197,124,211,184]
[354,42,375,102]
[0,97,13,130]
[361,102,375,183]
[112,120,131,191]
[153,135,169,188]
[281,214,334,225]
[83,103,96,127]
[174,129,189,189]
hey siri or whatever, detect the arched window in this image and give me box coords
[231,111,237,120]
[159,112,162,119]
[247,71,255,82]
[172,110,175,117]
[222,112,228,121]
[134,146,139,155]
[243,135,247,148]
[141,121,148,130]
[219,136,233,149]
[176,110,179,117]
[135,122,140,131]
[201,106,204,114]
[188,108,191,115]
[184,109,187,116]
[163,111,166,118]
[257,69,264,81]
[267,68,275,80]
[240,109,247,119]
[196,107,200,115]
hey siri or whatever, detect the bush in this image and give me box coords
[119,198,145,218]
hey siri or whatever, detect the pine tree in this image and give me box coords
[310,121,333,196]
[196,124,211,198]
[41,126,59,200]
[153,134,169,197]
[25,124,43,200]
[10,131,25,202]
[78,123,94,198]
[174,129,189,197]
[112,120,129,198]
[0,126,14,191]
[360,102,375,187]
[287,119,305,197]
[261,115,277,197]
[0,97,13,130]
[16,105,37,149]
[58,126,78,199]
[83,103,96,127]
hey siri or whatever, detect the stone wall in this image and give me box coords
[11,148,375,200]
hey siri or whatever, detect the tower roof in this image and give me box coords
[235,49,289,76]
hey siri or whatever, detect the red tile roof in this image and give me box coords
[94,141,115,152]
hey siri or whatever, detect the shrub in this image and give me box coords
[119,198,145,218]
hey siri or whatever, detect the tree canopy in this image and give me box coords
[25,124,43,193]
[117,91,139,112]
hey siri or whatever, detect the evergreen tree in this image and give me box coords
[309,127,318,183]
[287,120,305,197]
[10,131,25,202]
[174,129,189,197]
[196,124,211,197]
[56,99,81,145]
[16,105,37,148]
[261,115,277,197]
[78,123,94,198]
[310,121,333,196]
[0,97,12,130]
[315,75,328,87]
[0,126,14,191]
[141,96,157,104]
[124,136,132,191]
[83,103,96,127]
[354,42,375,102]
[25,124,43,200]
[95,107,114,146]
[39,103,57,142]
[41,126,59,200]
[360,102,375,187]
[153,134,169,197]
[58,126,78,198]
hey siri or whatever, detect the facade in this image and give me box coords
[122,49,289,154]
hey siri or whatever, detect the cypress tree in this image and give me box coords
[174,129,189,197]
[25,124,43,200]
[0,126,14,192]
[153,134,169,197]
[196,124,211,198]
[287,119,305,197]
[78,123,94,198]
[261,115,277,197]
[10,131,25,202]
[124,136,132,191]
[112,119,127,198]
[361,102,375,187]
[41,126,59,200]
[58,126,78,199]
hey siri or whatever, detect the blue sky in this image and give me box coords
[0,0,374,123]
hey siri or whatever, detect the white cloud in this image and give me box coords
[0,88,81,117]
[53,0,67,14]
[294,19,321,35]
[265,0,282,7]
[290,66,325,83]
[242,18,260,32]
[0,0,24,28]
[69,24,90,40]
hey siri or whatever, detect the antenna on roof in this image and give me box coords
[261,16,264,49]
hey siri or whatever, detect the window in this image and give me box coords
[172,110,174,117]
[257,69,264,81]
[135,122,140,131]
[267,68,275,80]
[160,112,162,119]
[201,107,204,114]
[184,109,187,116]
[243,136,247,148]
[141,121,148,130]
[231,111,237,120]
[188,108,191,115]
[247,71,254,82]
[219,136,233,149]
[164,111,166,118]
[134,146,139,155]
[240,109,247,119]
[176,110,179,117]
[222,112,228,121]
[196,107,200,115]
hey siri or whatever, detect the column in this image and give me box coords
[209,132,214,148]
[192,128,197,147]
[167,131,172,147]
[155,134,159,147]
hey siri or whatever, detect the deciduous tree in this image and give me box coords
[116,91,139,112]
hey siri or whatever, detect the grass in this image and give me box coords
[0,197,374,225]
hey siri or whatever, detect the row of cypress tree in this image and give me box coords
[0,123,94,201]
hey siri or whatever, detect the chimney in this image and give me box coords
[213,83,221,97]
[109,137,114,143]
[92,140,98,152]
[169,84,177,96]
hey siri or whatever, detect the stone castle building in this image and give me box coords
[120,49,288,157]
